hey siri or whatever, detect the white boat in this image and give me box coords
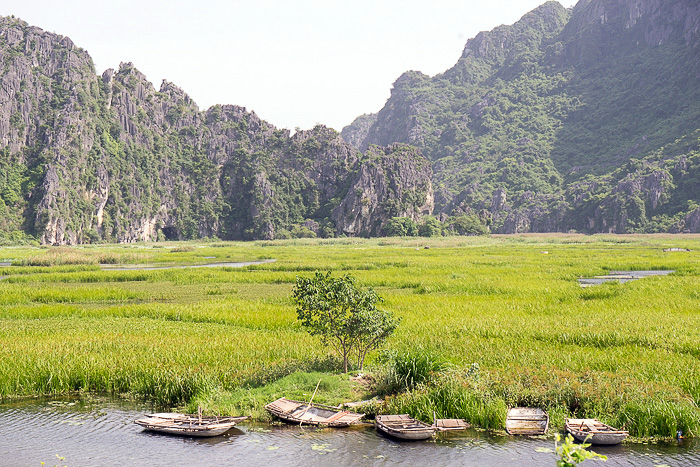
[135,412,248,437]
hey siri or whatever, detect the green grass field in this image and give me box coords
[1,234,699,438]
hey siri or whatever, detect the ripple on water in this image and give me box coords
[0,397,698,466]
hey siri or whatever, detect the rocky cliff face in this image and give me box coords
[0,16,430,244]
[332,144,433,236]
[0,16,106,244]
[341,0,700,234]
[340,113,376,150]
[4,0,700,242]
[564,0,700,51]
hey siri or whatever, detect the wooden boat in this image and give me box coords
[134,412,249,437]
[434,418,470,432]
[375,414,436,440]
[265,397,364,427]
[565,418,628,445]
[505,407,549,435]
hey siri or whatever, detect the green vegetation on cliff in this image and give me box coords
[3,0,700,242]
[0,17,431,245]
[343,0,700,235]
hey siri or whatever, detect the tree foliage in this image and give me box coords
[292,271,399,373]
[446,214,489,236]
[418,216,443,237]
[385,217,418,237]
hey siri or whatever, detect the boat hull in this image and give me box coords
[137,424,236,437]
[568,430,628,445]
[565,419,628,445]
[135,413,248,437]
[375,415,436,441]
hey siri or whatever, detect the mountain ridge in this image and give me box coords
[0,16,432,244]
[2,0,700,244]
[342,0,700,234]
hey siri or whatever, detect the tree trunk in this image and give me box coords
[358,348,366,371]
[342,341,348,373]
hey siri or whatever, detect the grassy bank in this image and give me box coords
[1,234,700,438]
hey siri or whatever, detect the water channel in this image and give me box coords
[1,396,697,466]
[578,270,674,287]
[99,259,277,271]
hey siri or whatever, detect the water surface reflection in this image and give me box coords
[0,397,697,466]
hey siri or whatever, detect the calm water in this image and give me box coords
[578,270,674,287]
[1,397,698,466]
[99,259,276,271]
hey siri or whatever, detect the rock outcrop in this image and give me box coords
[332,144,433,236]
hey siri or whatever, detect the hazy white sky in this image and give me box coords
[2,1,577,131]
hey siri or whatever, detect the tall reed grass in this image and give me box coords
[2,234,700,437]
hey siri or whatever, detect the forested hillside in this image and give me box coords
[343,0,700,233]
[0,17,431,244]
[2,0,700,243]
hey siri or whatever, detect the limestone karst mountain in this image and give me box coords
[342,0,700,234]
[0,16,430,244]
[2,0,700,243]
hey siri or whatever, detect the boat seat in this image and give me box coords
[268,400,300,414]
[324,410,348,423]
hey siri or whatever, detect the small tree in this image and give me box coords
[292,271,400,373]
[350,304,400,371]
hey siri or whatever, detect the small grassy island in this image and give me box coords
[1,234,699,440]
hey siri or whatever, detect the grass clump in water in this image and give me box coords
[188,371,365,420]
[376,348,447,394]
[377,371,506,429]
[13,248,149,266]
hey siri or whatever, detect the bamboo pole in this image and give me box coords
[299,378,322,427]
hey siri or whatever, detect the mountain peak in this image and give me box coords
[565,0,700,48]
[461,1,570,62]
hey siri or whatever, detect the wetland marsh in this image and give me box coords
[1,234,700,447]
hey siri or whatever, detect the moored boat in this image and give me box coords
[434,418,470,432]
[505,407,549,435]
[265,397,364,427]
[565,418,628,445]
[134,412,249,437]
[375,414,436,440]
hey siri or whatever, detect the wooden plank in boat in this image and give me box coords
[435,419,469,431]
[505,407,548,435]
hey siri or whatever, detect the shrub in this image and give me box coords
[385,217,418,237]
[378,349,447,394]
[418,216,442,237]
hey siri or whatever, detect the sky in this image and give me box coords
[2,0,577,131]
